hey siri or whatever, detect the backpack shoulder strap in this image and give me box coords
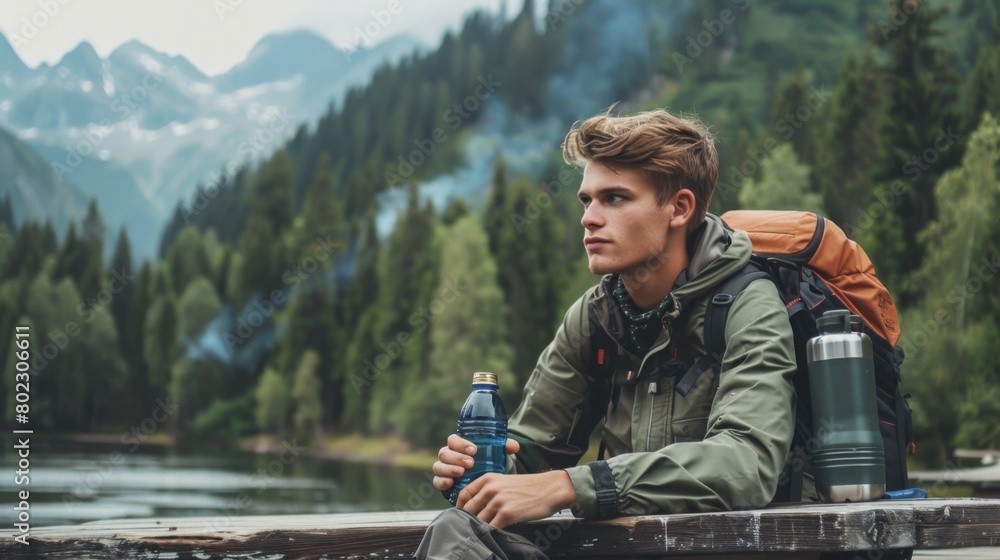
[673,260,772,397]
[704,260,774,361]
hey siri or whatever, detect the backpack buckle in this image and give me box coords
[711,293,734,305]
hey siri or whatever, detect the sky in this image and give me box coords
[0,0,518,76]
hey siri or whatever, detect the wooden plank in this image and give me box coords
[911,499,1000,549]
[1,500,998,559]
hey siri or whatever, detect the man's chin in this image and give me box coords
[587,259,614,275]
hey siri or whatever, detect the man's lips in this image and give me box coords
[584,237,610,250]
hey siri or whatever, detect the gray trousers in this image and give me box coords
[413,508,550,560]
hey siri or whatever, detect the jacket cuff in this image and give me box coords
[565,465,597,519]
[566,461,619,519]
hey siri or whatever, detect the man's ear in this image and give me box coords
[669,189,697,230]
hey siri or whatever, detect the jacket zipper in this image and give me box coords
[646,379,657,450]
[639,330,671,452]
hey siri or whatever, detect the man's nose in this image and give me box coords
[581,204,602,229]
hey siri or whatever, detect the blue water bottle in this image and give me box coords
[447,372,507,505]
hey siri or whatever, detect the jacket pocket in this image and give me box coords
[672,416,709,443]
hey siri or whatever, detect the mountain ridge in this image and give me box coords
[0,28,424,260]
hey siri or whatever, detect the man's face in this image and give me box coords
[577,161,677,275]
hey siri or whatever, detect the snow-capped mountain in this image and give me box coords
[0,29,423,260]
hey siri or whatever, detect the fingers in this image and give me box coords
[433,435,475,493]
[432,475,454,491]
[455,473,490,510]
[437,444,475,472]
[505,438,520,455]
[447,434,476,454]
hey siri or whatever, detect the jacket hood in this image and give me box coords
[671,213,752,311]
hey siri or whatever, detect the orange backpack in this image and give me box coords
[712,210,913,501]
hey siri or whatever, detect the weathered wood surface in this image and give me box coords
[1,499,998,559]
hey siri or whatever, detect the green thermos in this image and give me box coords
[807,310,886,502]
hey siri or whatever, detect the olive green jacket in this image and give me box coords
[506,214,797,519]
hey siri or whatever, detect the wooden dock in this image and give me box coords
[1,498,999,559]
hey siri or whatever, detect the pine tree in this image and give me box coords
[495,176,566,389]
[299,153,343,256]
[871,0,960,302]
[292,350,325,443]
[341,209,382,429]
[366,185,441,432]
[0,193,14,232]
[276,272,338,423]
[40,219,57,253]
[819,49,883,227]
[251,149,295,233]
[963,44,1000,136]
[109,227,134,353]
[3,221,44,283]
[125,261,153,414]
[483,157,509,260]
[143,281,178,393]
[769,67,822,170]
[81,198,105,253]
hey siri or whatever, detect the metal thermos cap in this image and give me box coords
[472,372,499,387]
[817,310,860,335]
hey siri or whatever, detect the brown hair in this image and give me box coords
[562,108,718,227]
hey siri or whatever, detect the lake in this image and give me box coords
[0,437,436,528]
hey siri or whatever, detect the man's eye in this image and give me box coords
[608,194,626,203]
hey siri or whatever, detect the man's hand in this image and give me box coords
[456,470,577,529]
[432,434,520,492]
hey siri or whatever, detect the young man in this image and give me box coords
[416,109,797,558]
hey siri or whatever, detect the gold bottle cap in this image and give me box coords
[472,372,499,387]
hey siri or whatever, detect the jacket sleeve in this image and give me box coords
[505,291,606,476]
[564,279,796,518]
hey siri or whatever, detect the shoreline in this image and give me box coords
[240,433,437,470]
[44,432,437,470]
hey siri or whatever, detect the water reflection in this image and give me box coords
[0,438,436,527]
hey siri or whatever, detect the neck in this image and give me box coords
[620,235,689,311]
